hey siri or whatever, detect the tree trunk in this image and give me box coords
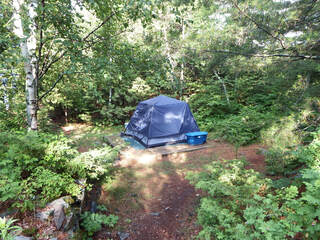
[13,0,38,130]
[180,19,185,99]
[214,71,230,106]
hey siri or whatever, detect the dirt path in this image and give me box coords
[95,141,265,240]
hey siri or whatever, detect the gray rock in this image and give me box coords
[64,210,79,231]
[36,208,54,221]
[118,232,130,240]
[14,236,33,240]
[49,238,58,240]
[53,205,65,230]
[36,196,69,222]
[150,212,160,216]
[48,197,69,210]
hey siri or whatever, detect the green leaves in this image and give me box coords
[0,131,118,211]
[0,217,22,240]
[80,211,118,236]
[187,155,320,240]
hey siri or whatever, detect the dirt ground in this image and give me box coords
[95,140,266,240]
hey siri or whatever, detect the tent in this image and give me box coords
[123,95,199,147]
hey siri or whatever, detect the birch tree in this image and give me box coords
[8,0,156,130]
[12,0,38,130]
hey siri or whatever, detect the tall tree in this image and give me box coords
[8,0,157,130]
[12,0,38,130]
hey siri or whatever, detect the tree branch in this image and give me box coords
[38,73,64,102]
[233,0,287,49]
[184,47,320,60]
[38,10,118,81]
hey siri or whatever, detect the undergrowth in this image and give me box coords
[0,131,118,212]
[187,129,320,240]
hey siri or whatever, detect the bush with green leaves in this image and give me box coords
[212,107,273,145]
[80,211,118,237]
[264,128,320,176]
[0,131,118,211]
[0,217,22,240]
[71,146,119,182]
[187,157,320,240]
[0,104,26,131]
[264,147,301,176]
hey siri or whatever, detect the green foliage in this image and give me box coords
[0,104,26,131]
[80,211,118,237]
[191,100,272,145]
[261,114,302,149]
[215,107,271,145]
[0,131,118,211]
[0,217,22,240]
[187,157,320,240]
[265,128,320,175]
[265,147,301,176]
[71,145,119,183]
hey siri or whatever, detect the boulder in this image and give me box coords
[36,196,73,230]
[53,205,65,230]
[14,236,33,240]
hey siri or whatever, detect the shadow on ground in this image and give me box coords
[96,141,265,240]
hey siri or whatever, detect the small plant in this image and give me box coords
[0,217,22,240]
[80,212,118,237]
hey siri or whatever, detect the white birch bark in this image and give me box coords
[12,0,38,130]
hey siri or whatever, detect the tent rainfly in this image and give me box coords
[123,95,199,147]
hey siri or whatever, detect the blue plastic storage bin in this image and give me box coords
[185,131,208,145]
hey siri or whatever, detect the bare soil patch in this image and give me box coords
[96,140,266,240]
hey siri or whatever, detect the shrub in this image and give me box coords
[80,211,118,237]
[265,147,301,176]
[0,131,118,211]
[213,107,272,145]
[70,146,119,182]
[187,158,320,240]
[261,114,301,149]
[0,104,26,131]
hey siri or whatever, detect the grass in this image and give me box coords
[61,123,122,150]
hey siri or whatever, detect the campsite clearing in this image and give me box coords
[64,124,264,239]
[96,140,265,239]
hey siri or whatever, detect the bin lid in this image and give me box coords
[185,131,208,137]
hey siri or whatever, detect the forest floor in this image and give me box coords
[63,124,266,240]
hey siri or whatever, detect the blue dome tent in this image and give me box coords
[123,95,199,147]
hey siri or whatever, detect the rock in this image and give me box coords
[64,211,74,231]
[14,236,33,240]
[36,208,54,221]
[53,205,65,230]
[64,208,80,231]
[49,238,58,240]
[48,197,70,210]
[36,196,81,232]
[117,232,130,240]
[0,209,18,218]
[150,212,160,216]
